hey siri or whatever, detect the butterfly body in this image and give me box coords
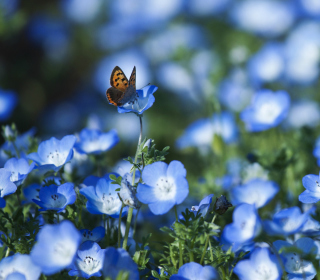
[106,66,137,107]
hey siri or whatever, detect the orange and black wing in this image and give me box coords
[129,66,136,90]
[110,66,129,92]
[106,87,124,106]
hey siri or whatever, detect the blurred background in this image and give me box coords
[1,0,320,201]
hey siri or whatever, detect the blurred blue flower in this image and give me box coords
[273,237,318,280]
[299,172,320,203]
[191,194,214,217]
[0,0,19,17]
[68,241,105,279]
[234,247,282,280]
[60,0,102,23]
[0,254,41,280]
[31,220,81,275]
[80,173,127,217]
[263,206,314,236]
[284,21,320,85]
[75,128,119,154]
[295,0,320,20]
[0,89,17,121]
[218,68,253,112]
[240,90,290,132]
[28,135,76,172]
[176,112,238,150]
[115,85,158,115]
[248,43,285,86]
[32,183,76,212]
[231,179,279,208]
[222,203,261,245]
[80,226,105,244]
[301,216,320,236]
[137,161,189,215]
[313,137,320,166]
[0,169,17,208]
[187,0,231,16]
[4,157,35,186]
[23,183,41,204]
[171,262,218,280]
[94,49,150,95]
[230,0,295,37]
[102,247,139,280]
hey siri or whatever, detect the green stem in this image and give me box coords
[208,239,214,261]
[57,213,60,223]
[123,116,143,250]
[5,247,10,257]
[200,214,217,265]
[118,203,124,248]
[174,206,183,268]
[133,207,140,238]
[12,141,20,158]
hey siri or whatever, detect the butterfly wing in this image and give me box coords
[129,66,136,90]
[106,87,124,106]
[110,66,129,92]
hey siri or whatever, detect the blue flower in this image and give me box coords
[32,183,76,212]
[0,254,41,280]
[234,247,282,280]
[136,161,189,215]
[23,183,41,204]
[313,137,320,166]
[4,157,35,186]
[119,174,141,209]
[274,237,318,280]
[263,206,314,236]
[176,112,238,150]
[191,194,214,217]
[222,203,261,245]
[30,220,81,275]
[295,0,320,18]
[113,85,158,115]
[80,173,127,217]
[0,169,18,208]
[248,43,285,86]
[0,89,17,121]
[240,90,290,132]
[68,241,105,279]
[231,179,279,208]
[28,135,76,172]
[299,172,320,203]
[80,226,105,243]
[75,128,119,154]
[102,247,139,280]
[171,262,218,280]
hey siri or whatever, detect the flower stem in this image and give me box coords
[200,214,217,265]
[118,203,124,248]
[133,207,140,238]
[174,206,183,268]
[12,141,20,158]
[5,247,10,257]
[123,116,143,250]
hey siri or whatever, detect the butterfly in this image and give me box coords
[106,66,137,107]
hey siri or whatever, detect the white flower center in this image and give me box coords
[46,149,67,167]
[48,194,67,209]
[78,255,101,274]
[10,171,19,182]
[101,193,121,214]
[53,242,73,264]
[285,253,314,274]
[82,230,93,240]
[256,102,282,124]
[254,264,273,280]
[154,177,176,201]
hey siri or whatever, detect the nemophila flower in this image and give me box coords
[0,169,17,208]
[30,220,81,275]
[0,254,41,280]
[4,157,35,186]
[80,173,127,217]
[263,206,314,236]
[313,137,320,166]
[80,226,105,243]
[299,172,320,203]
[222,203,261,244]
[23,183,41,204]
[176,111,238,150]
[74,128,119,154]
[0,89,17,121]
[248,43,284,86]
[240,90,290,132]
[296,0,320,18]
[171,262,218,280]
[136,160,189,215]
[301,216,320,236]
[28,135,76,172]
[32,183,76,212]
[68,241,105,279]
[114,85,158,115]
[120,174,141,209]
[230,0,295,37]
[102,247,139,280]
[191,194,213,217]
[231,179,279,208]
[234,247,282,280]
[273,237,318,280]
